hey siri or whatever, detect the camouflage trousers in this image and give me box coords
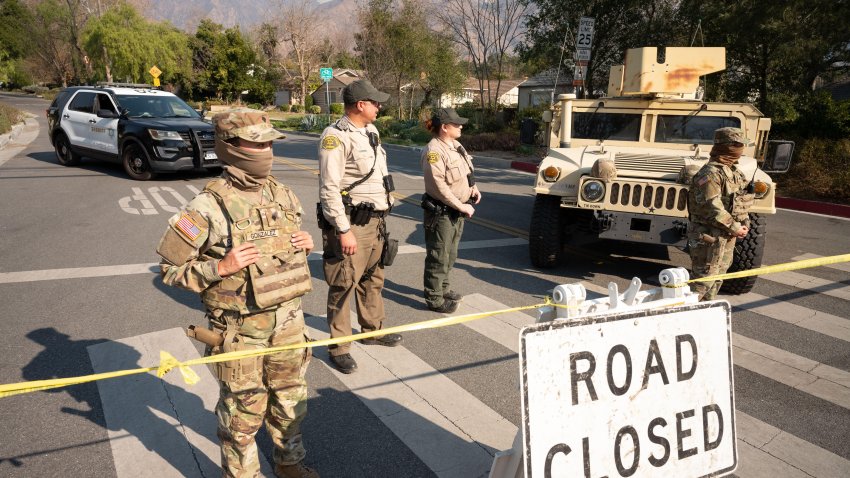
[207,299,311,478]
[688,232,736,301]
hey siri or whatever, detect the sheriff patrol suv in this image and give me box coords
[47,83,218,180]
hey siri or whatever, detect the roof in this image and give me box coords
[518,68,573,88]
[63,85,175,97]
[459,77,526,92]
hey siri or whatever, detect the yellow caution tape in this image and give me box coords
[3,253,845,399]
[688,253,850,283]
[0,299,571,399]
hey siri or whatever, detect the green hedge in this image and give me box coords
[772,136,850,203]
[330,103,344,115]
[309,105,322,114]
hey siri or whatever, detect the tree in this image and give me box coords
[437,0,531,110]
[190,19,262,102]
[83,2,191,84]
[0,0,35,86]
[270,0,329,107]
[519,0,686,98]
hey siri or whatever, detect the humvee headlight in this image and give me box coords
[581,179,605,202]
[541,166,561,182]
[753,180,770,198]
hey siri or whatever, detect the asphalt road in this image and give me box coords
[1,92,848,478]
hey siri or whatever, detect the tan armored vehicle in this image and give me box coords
[529,47,794,294]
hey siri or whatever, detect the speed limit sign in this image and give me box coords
[576,16,595,50]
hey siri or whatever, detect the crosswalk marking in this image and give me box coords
[760,270,850,301]
[793,253,850,273]
[726,293,850,343]
[456,292,850,477]
[304,315,514,478]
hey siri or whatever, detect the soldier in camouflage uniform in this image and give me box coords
[687,127,756,301]
[156,109,319,478]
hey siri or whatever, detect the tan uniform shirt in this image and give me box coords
[318,115,392,231]
[421,137,474,210]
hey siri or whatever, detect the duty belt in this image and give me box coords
[344,205,388,218]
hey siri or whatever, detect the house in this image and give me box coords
[516,68,574,110]
[439,77,526,108]
[310,69,363,112]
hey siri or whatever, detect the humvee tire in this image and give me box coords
[720,213,766,295]
[529,194,563,268]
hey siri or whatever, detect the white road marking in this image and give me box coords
[0,239,526,284]
[760,270,850,301]
[305,315,515,478]
[792,253,850,273]
[726,293,850,343]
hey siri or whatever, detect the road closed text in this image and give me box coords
[521,303,736,478]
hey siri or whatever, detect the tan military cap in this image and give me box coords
[213,108,285,142]
[714,127,753,146]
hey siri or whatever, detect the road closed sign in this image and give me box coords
[520,302,736,477]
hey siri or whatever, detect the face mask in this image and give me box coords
[215,139,273,191]
[709,143,744,166]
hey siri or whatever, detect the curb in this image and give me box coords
[0,117,28,150]
[776,197,850,219]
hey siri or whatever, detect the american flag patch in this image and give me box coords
[175,214,202,241]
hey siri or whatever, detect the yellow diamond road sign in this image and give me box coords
[149,66,162,78]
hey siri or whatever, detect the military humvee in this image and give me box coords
[528,47,794,294]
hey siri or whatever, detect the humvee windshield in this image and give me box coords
[655,115,740,144]
[572,112,641,141]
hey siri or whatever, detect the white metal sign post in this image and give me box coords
[320,67,333,119]
[520,302,736,478]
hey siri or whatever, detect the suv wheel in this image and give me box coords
[54,133,81,166]
[122,143,156,181]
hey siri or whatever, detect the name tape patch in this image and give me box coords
[248,230,280,241]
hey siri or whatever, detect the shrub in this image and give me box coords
[0,104,25,135]
[305,95,314,108]
[299,114,330,132]
[772,136,850,203]
[373,116,395,136]
[291,104,303,113]
[330,103,344,115]
[278,104,291,112]
[248,103,262,110]
[310,105,322,114]
[459,132,520,152]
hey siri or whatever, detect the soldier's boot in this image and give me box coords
[275,461,320,478]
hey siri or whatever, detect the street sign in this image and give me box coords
[576,16,595,49]
[320,67,333,82]
[149,65,161,78]
[520,302,736,478]
[575,49,591,62]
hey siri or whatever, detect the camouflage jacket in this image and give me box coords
[688,161,752,236]
[157,176,311,314]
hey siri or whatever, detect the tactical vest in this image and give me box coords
[201,177,312,314]
[690,163,751,224]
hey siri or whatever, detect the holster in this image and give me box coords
[316,203,332,230]
[186,325,224,347]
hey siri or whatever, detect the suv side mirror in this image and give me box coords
[97,109,118,119]
[762,140,795,174]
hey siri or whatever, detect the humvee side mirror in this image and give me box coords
[762,140,795,174]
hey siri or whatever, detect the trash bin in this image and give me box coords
[520,118,538,145]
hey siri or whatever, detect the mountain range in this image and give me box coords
[144,0,356,31]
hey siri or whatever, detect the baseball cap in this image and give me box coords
[433,107,468,125]
[213,108,285,143]
[343,80,390,104]
[714,127,753,146]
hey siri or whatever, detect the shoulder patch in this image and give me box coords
[175,213,203,241]
[427,151,440,164]
[697,175,710,186]
[322,135,341,150]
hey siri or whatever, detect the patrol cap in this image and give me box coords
[213,108,285,143]
[714,127,752,146]
[433,107,468,125]
[343,79,390,105]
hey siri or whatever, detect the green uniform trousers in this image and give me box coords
[688,232,736,301]
[423,210,464,308]
[322,216,386,356]
[208,300,311,478]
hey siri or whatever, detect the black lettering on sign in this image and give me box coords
[676,334,698,382]
[614,426,640,477]
[702,404,724,451]
[582,437,592,478]
[570,351,598,405]
[647,417,670,467]
[641,339,669,389]
[676,409,698,459]
[544,443,570,478]
[607,344,632,396]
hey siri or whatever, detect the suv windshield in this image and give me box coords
[116,94,200,119]
[572,112,641,141]
[655,115,740,144]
